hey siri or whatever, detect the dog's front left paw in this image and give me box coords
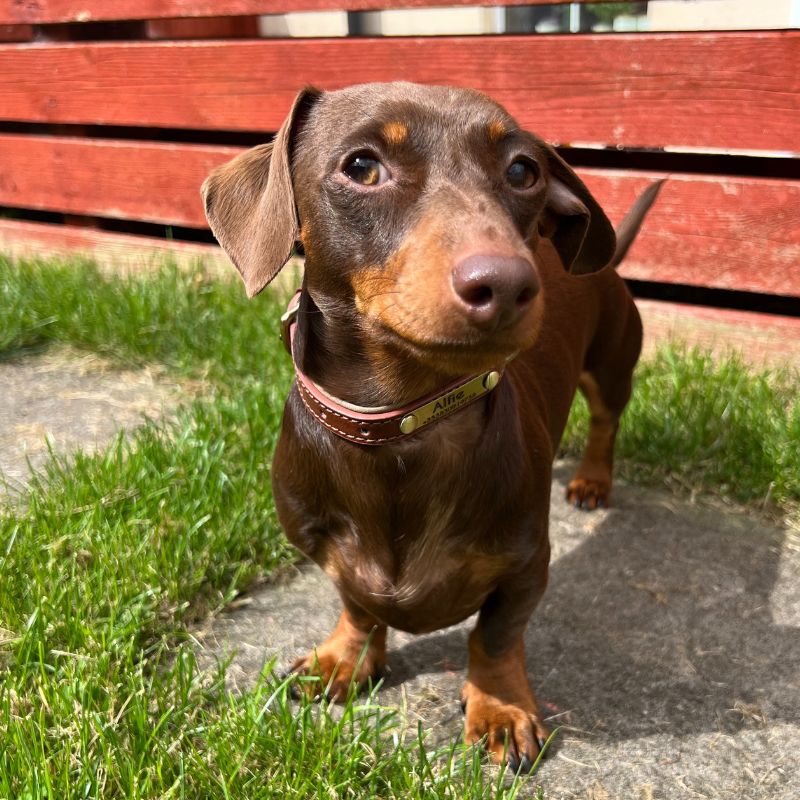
[461,681,551,772]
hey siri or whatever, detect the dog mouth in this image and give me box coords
[364,300,541,375]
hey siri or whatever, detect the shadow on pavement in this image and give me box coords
[383,475,798,742]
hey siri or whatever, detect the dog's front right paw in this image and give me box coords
[289,611,387,702]
[290,645,385,702]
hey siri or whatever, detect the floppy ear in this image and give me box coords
[539,148,616,274]
[201,87,322,297]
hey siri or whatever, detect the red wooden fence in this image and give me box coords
[0,1,798,355]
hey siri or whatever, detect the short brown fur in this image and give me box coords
[380,120,409,145]
[202,82,661,772]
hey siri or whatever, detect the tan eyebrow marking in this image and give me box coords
[488,120,507,143]
[381,121,409,145]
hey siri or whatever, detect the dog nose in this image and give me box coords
[451,254,540,329]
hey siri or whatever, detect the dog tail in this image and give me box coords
[609,179,665,268]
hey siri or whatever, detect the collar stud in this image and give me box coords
[484,370,501,390]
[399,414,419,434]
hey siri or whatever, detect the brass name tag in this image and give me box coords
[400,370,501,435]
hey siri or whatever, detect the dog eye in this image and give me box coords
[506,159,538,190]
[343,156,390,187]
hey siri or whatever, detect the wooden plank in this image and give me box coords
[582,169,800,296]
[637,299,800,367]
[0,135,239,227]
[0,32,797,153]
[0,217,230,273]
[2,135,798,296]
[0,1,609,25]
[0,218,304,296]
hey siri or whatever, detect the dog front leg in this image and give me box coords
[291,599,387,702]
[461,559,550,771]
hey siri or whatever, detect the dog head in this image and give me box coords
[203,82,615,374]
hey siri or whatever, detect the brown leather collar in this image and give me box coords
[281,291,504,446]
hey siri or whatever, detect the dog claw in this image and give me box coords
[278,667,302,699]
[567,479,610,511]
[518,755,534,773]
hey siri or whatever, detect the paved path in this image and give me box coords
[0,350,179,492]
[198,466,799,800]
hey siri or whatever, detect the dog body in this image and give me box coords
[203,82,656,771]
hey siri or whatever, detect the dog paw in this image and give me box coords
[461,683,550,772]
[290,642,385,702]
[566,476,610,510]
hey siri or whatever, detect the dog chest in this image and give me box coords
[311,487,532,633]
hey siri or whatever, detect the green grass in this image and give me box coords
[0,404,527,797]
[0,254,290,380]
[1,252,798,798]
[562,346,800,511]
[2,647,525,799]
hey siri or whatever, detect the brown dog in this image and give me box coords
[203,82,661,772]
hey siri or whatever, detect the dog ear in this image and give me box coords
[539,148,616,274]
[201,87,322,297]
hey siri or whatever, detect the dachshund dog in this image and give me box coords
[203,82,661,772]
